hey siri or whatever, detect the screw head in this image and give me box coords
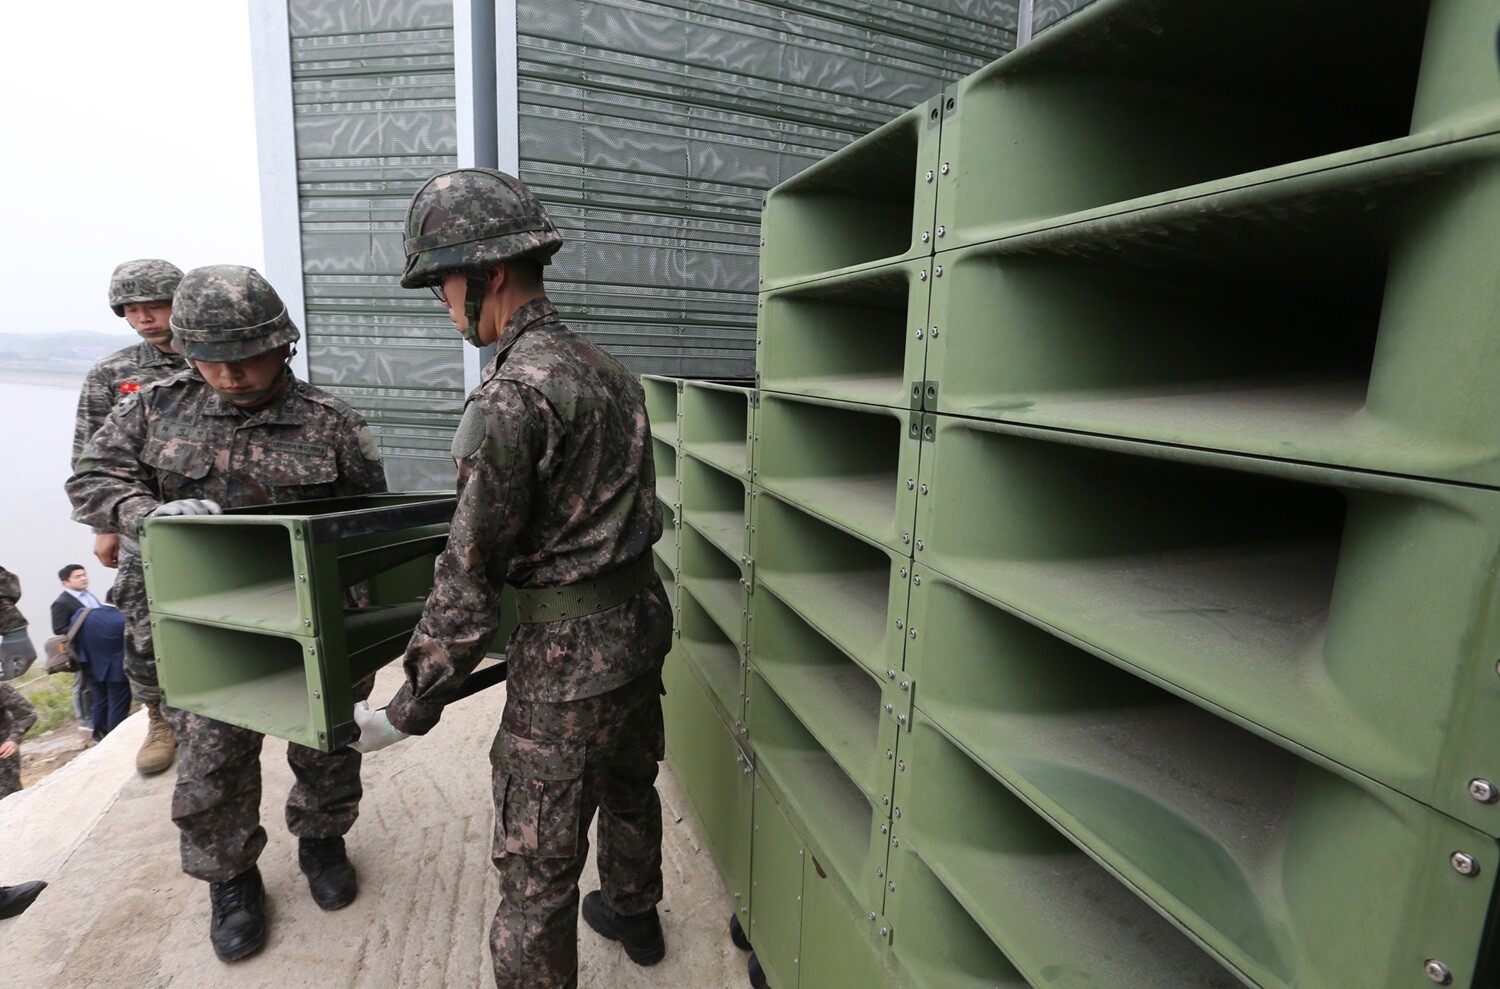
[931,326,940,338]
[867,912,877,922]
[915,328,924,340]
[909,629,917,639]
[898,760,906,771]
[941,162,950,175]
[921,231,930,243]
[1425,959,1453,984]
[876,867,885,878]
[913,575,922,586]
[919,270,928,282]
[906,479,915,490]
[895,619,905,630]
[920,483,929,495]
[915,539,924,551]
[934,265,944,277]
[1470,779,1498,803]
[887,881,896,892]
[900,567,909,578]
[925,170,934,183]
[1451,851,1480,876]
[936,226,945,238]
[902,533,911,545]
[886,749,894,760]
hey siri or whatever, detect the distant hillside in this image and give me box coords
[0,331,137,384]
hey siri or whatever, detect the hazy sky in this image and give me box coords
[1,2,264,338]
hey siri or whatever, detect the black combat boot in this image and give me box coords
[299,836,358,911]
[582,890,665,966]
[208,867,266,962]
[0,881,47,919]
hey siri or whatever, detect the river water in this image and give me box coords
[0,375,117,629]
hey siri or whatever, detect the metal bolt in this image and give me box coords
[900,680,910,691]
[884,703,894,713]
[308,646,316,655]
[921,231,930,243]
[1425,960,1453,984]
[898,760,906,771]
[934,265,944,277]
[919,270,928,282]
[879,823,888,835]
[887,881,896,892]
[920,483,929,495]
[940,162,950,175]
[891,837,900,847]
[1470,779,1498,803]
[882,795,890,806]
[1451,852,1480,876]
[924,170,933,183]
[902,533,911,545]
[878,926,889,938]
[312,690,321,700]
[867,912,877,922]
[931,326,939,338]
[298,573,307,582]
[936,226,945,238]
[886,669,897,679]
[303,619,312,628]
[906,479,915,490]
[909,629,917,640]
[758,276,763,284]
[912,575,921,586]
[915,328,924,340]
[895,619,904,630]
[899,567,908,578]
[876,867,885,878]
[896,715,907,726]
[886,749,894,760]
[915,539,924,551]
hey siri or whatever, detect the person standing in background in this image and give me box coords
[0,679,38,800]
[74,591,131,741]
[51,563,100,734]
[0,566,38,681]
[74,259,189,775]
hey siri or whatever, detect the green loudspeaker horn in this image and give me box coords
[142,493,513,752]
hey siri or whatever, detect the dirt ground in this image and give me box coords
[19,720,94,788]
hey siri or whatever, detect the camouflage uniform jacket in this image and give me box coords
[387,298,667,734]
[66,369,389,539]
[0,681,37,744]
[0,567,25,635]
[72,340,188,467]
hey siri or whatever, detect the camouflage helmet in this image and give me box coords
[169,265,300,362]
[400,168,563,289]
[109,259,184,317]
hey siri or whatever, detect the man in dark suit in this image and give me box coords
[51,564,102,734]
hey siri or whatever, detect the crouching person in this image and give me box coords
[66,265,388,963]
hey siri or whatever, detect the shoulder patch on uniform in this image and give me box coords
[357,425,382,462]
[452,401,486,461]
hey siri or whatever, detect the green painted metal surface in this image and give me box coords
[679,380,756,484]
[662,646,754,920]
[748,779,808,989]
[654,0,1500,983]
[760,97,945,291]
[756,258,934,410]
[751,393,920,555]
[142,493,458,751]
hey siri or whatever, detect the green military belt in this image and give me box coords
[511,553,656,624]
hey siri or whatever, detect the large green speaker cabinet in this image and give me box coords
[141,493,456,752]
[662,0,1500,986]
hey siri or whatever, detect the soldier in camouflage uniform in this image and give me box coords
[76,259,190,775]
[352,168,672,989]
[0,566,38,681]
[67,265,388,964]
[0,680,38,800]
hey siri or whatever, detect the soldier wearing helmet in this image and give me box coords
[73,259,190,776]
[67,264,388,965]
[352,168,672,988]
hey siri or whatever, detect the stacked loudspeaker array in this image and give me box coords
[653,1,1500,986]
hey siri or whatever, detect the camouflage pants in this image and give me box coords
[490,669,665,989]
[0,751,18,800]
[162,675,372,883]
[112,554,160,703]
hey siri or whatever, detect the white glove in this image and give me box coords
[350,700,409,753]
[150,499,222,517]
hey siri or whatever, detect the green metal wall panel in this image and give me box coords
[287,0,463,492]
[515,0,1018,379]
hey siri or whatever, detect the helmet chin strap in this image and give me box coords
[219,346,295,407]
[459,271,491,348]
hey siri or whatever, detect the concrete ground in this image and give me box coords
[0,666,748,987]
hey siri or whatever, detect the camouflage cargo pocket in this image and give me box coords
[496,729,586,859]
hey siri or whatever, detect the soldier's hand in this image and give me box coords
[350,700,409,753]
[93,532,120,569]
[0,741,16,760]
[150,499,223,518]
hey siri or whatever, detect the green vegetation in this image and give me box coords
[13,667,79,739]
